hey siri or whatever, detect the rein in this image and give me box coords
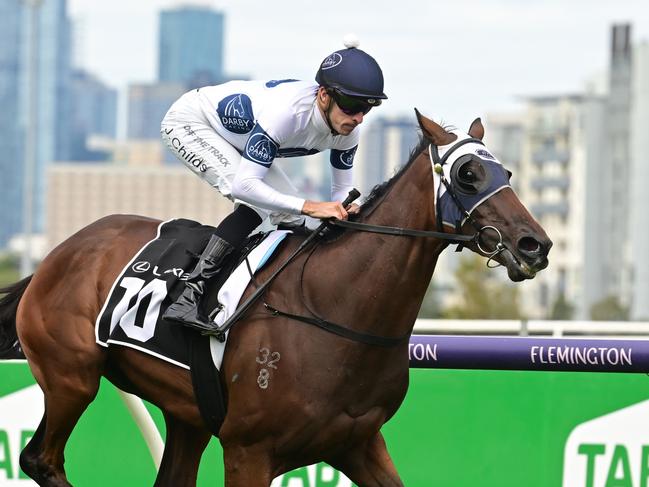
[328,218,475,242]
[262,303,410,347]
[213,138,508,345]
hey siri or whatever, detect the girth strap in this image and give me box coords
[263,303,410,348]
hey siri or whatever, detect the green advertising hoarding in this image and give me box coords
[1,362,648,486]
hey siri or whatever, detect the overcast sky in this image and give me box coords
[68,0,649,130]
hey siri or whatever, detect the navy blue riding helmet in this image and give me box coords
[315,43,388,105]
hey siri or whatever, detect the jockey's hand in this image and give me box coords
[302,200,348,220]
[346,203,360,215]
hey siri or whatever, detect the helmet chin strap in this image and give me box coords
[322,92,340,136]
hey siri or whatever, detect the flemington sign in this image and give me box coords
[408,335,649,373]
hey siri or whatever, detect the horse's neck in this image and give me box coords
[363,152,436,230]
[324,152,447,337]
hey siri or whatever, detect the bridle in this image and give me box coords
[330,136,509,266]
[429,136,509,267]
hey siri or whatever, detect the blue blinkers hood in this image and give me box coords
[430,134,512,229]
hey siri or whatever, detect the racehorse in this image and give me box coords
[0,112,551,486]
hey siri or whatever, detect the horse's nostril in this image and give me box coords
[518,236,541,254]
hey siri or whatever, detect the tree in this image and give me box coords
[549,294,575,320]
[440,254,523,319]
[589,295,629,321]
[0,255,19,289]
[418,281,445,319]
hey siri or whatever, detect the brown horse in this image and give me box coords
[0,113,551,486]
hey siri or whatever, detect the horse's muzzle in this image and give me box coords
[516,234,552,271]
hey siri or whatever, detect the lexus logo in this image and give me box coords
[132,261,151,273]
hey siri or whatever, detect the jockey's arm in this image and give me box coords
[231,158,352,220]
[232,122,359,221]
[329,147,360,215]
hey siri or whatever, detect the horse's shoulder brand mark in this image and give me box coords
[256,347,281,390]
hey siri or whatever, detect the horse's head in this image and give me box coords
[416,110,552,282]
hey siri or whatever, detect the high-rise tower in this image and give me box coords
[158,6,225,88]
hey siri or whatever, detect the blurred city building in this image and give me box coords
[125,7,249,170]
[0,0,26,247]
[128,82,187,140]
[483,112,525,179]
[629,39,649,319]
[0,0,71,247]
[607,24,633,313]
[516,93,607,319]
[68,69,117,162]
[46,164,233,251]
[490,23,649,320]
[127,81,186,165]
[355,116,419,195]
[158,6,225,88]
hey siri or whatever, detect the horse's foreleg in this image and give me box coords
[223,445,274,487]
[328,431,404,487]
[153,414,211,487]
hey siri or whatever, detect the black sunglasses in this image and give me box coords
[329,90,373,116]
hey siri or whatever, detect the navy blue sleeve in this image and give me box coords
[330,145,358,170]
[243,123,279,168]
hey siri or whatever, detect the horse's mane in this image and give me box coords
[357,134,429,217]
[357,123,458,217]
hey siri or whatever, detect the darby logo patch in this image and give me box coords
[476,149,496,160]
[339,147,357,168]
[321,53,343,70]
[217,94,254,135]
[246,133,278,166]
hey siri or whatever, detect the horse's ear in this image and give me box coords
[468,117,485,140]
[415,108,456,146]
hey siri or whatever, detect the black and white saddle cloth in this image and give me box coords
[94,218,291,369]
[95,218,217,368]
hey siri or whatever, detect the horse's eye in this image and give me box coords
[458,165,477,183]
[452,158,486,195]
[461,168,475,182]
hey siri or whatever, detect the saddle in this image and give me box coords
[95,218,289,436]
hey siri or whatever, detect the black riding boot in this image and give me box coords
[163,234,234,332]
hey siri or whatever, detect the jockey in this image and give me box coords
[160,37,387,333]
